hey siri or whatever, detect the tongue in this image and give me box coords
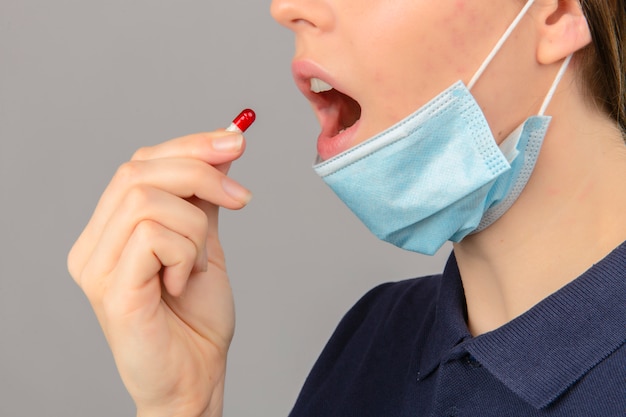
[324,89,361,133]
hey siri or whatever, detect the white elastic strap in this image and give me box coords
[538,54,573,115]
[468,0,536,90]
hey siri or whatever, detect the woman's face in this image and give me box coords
[271,0,539,160]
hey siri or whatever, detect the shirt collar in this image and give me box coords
[418,241,626,409]
[418,253,471,378]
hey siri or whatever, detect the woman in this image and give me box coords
[68,0,625,415]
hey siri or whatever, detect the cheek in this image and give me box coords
[357,35,459,128]
[345,1,503,139]
[356,6,477,98]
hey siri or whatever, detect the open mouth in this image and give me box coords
[309,78,362,138]
[292,61,364,159]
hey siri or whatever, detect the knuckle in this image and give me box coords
[133,219,162,243]
[114,161,143,187]
[131,146,152,161]
[66,246,81,283]
[188,160,210,183]
[186,132,208,143]
[124,185,154,211]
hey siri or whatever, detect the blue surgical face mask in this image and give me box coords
[313,0,572,255]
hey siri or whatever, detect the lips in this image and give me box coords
[292,61,362,160]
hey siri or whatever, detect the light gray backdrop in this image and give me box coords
[0,1,450,416]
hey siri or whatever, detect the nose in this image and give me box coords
[270,0,334,32]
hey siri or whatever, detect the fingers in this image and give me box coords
[93,220,197,329]
[103,156,250,221]
[112,219,196,301]
[68,130,252,283]
[131,131,246,165]
[82,186,211,284]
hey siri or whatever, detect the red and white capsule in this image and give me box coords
[225,108,256,133]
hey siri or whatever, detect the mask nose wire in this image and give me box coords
[467,0,536,91]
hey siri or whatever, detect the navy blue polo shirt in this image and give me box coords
[289,242,626,416]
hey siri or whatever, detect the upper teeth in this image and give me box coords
[310,78,333,93]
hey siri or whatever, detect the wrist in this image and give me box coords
[135,379,225,417]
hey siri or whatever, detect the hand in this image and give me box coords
[68,130,251,417]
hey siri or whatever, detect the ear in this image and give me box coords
[534,0,592,64]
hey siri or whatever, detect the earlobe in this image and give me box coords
[536,0,592,65]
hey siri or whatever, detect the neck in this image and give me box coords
[454,80,626,336]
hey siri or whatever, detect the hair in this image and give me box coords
[577,0,625,139]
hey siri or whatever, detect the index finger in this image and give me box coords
[131,130,247,166]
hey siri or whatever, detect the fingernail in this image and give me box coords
[212,133,243,152]
[221,177,252,205]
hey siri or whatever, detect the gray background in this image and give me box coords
[0,1,449,416]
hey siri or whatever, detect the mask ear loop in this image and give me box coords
[466,0,572,116]
[538,54,573,115]
[467,0,536,90]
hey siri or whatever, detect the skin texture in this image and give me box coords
[69,0,626,416]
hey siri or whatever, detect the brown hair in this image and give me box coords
[577,0,626,138]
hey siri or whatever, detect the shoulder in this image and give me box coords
[338,274,442,334]
[289,275,444,416]
[328,274,444,358]
[309,275,443,362]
